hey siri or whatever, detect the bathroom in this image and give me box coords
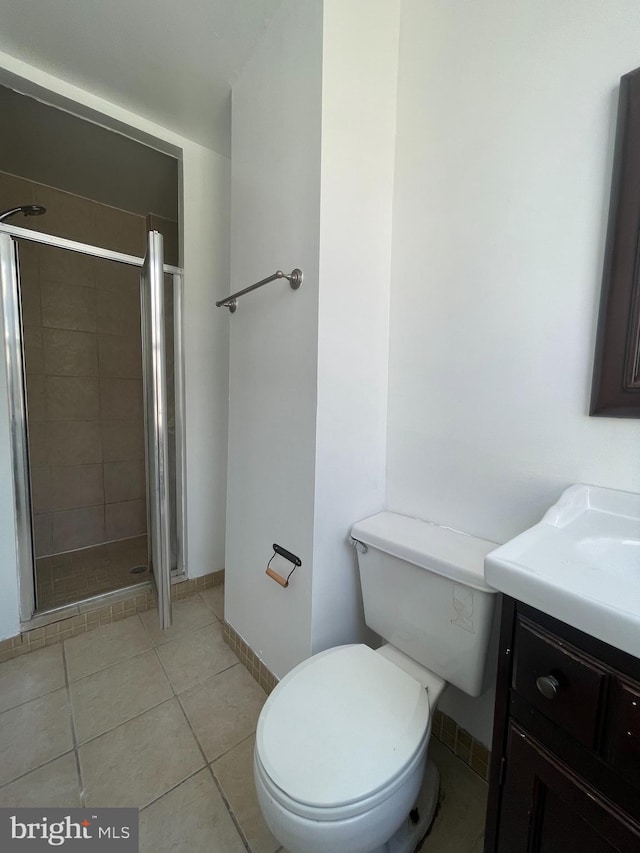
[0,1,640,852]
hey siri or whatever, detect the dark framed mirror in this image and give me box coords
[591,65,640,417]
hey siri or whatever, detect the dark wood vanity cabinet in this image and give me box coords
[484,596,640,852]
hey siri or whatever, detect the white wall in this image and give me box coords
[227,0,399,676]
[227,0,322,677]
[311,0,399,653]
[388,0,640,743]
[0,52,230,639]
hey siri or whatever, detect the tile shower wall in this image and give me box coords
[0,170,152,557]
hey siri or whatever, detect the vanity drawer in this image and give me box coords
[512,617,608,749]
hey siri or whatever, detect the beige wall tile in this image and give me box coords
[104,459,145,504]
[16,240,39,279]
[94,205,145,256]
[26,374,46,421]
[0,171,35,209]
[147,215,179,267]
[41,280,97,333]
[38,243,95,287]
[94,257,140,292]
[52,505,105,553]
[30,466,52,514]
[43,328,98,376]
[19,278,42,329]
[34,185,95,244]
[28,421,49,466]
[98,333,142,379]
[96,286,141,336]
[51,464,104,511]
[45,376,99,421]
[23,325,45,375]
[105,499,146,540]
[101,421,144,462]
[33,513,52,557]
[100,378,143,421]
[47,421,102,466]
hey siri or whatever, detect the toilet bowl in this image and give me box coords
[253,512,498,853]
[254,644,445,853]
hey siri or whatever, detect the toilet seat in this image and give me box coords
[255,644,431,817]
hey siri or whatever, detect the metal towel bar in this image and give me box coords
[216,268,303,313]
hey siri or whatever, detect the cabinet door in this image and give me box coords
[496,723,640,853]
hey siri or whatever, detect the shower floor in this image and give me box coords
[36,536,150,612]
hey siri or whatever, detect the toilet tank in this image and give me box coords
[351,512,498,697]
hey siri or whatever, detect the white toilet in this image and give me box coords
[254,512,497,853]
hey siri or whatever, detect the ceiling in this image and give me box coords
[0,0,284,157]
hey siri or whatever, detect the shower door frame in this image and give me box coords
[0,222,188,624]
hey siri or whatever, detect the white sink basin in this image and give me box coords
[485,484,640,658]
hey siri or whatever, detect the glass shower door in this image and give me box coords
[141,231,172,629]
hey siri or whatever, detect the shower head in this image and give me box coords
[0,204,47,223]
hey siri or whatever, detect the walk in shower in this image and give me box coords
[0,202,184,630]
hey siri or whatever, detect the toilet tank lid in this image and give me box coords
[351,512,498,593]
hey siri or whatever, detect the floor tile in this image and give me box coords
[0,644,66,713]
[199,585,224,621]
[70,649,173,743]
[140,596,215,646]
[0,752,81,807]
[64,614,151,681]
[0,689,74,787]
[213,735,280,853]
[79,698,204,808]
[139,769,246,853]
[156,622,238,694]
[425,738,488,852]
[180,664,266,761]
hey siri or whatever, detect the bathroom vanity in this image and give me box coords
[482,484,640,852]
[484,595,640,852]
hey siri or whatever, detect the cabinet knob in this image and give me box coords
[536,674,560,700]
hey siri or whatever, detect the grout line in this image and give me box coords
[207,764,252,853]
[61,641,86,808]
[65,614,151,683]
[0,682,68,716]
[0,749,77,794]
[208,730,255,765]
[68,642,155,686]
[173,680,252,852]
[152,637,252,852]
[136,764,206,814]
[73,691,176,750]
[173,661,241,698]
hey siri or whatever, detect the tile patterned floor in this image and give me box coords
[0,583,487,852]
[36,535,150,610]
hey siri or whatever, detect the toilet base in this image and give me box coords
[372,760,440,853]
